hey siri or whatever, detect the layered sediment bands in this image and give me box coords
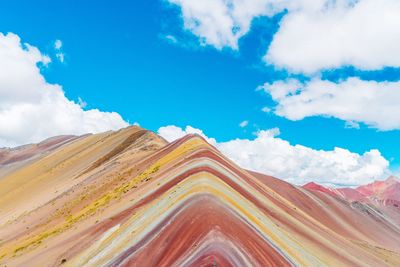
[83,129,149,175]
[0,127,400,266]
[0,135,82,178]
[303,176,400,235]
[0,135,79,166]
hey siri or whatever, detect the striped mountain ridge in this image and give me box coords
[303,177,400,211]
[0,126,399,266]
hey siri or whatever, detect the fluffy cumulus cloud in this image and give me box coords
[266,0,400,73]
[168,0,400,73]
[258,78,400,130]
[0,32,128,147]
[158,125,389,186]
[167,0,283,49]
[169,0,400,129]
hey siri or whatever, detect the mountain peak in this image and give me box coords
[386,175,399,183]
[302,181,338,197]
[1,127,400,266]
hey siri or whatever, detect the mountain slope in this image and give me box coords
[0,126,399,266]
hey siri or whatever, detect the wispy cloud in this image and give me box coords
[168,0,400,73]
[54,39,65,63]
[239,120,249,128]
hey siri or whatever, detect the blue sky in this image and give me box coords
[1,0,399,185]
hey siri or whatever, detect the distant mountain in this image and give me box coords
[303,176,400,206]
[0,126,399,266]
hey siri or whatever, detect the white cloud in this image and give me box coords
[164,35,178,44]
[168,0,400,73]
[239,120,249,128]
[266,0,400,73]
[167,0,283,49]
[345,121,360,129]
[169,0,400,131]
[158,125,216,145]
[261,106,271,113]
[56,52,65,63]
[259,77,400,130]
[54,39,65,63]
[0,32,129,147]
[54,39,62,50]
[158,125,390,186]
[77,97,87,108]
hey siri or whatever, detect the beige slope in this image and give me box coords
[0,126,166,224]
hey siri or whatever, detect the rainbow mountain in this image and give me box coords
[0,126,399,266]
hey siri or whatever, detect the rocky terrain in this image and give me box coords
[0,126,399,266]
